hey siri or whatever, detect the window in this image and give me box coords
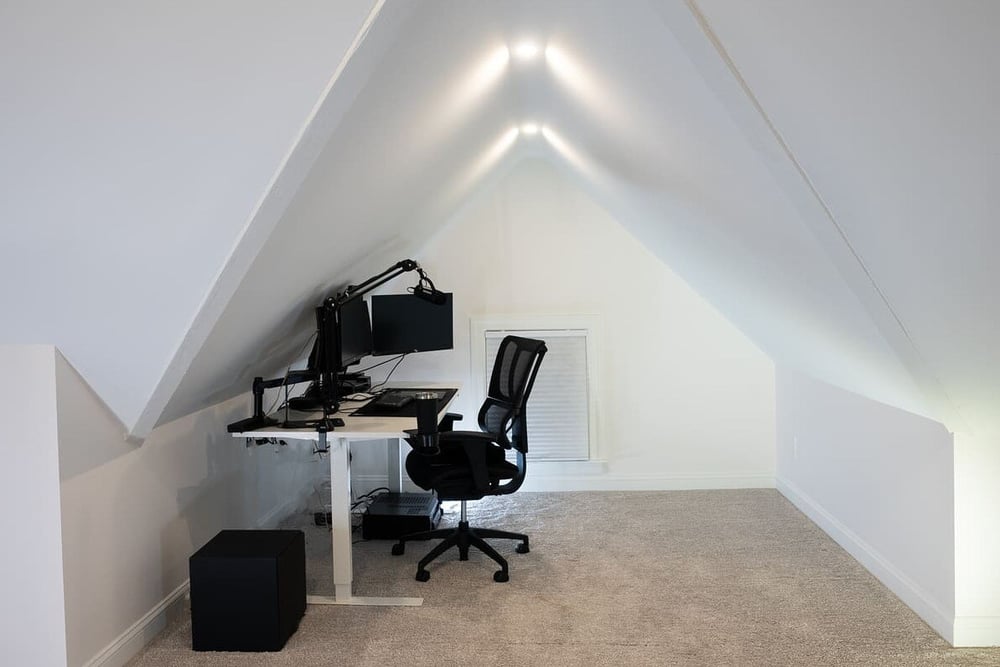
[472,316,600,461]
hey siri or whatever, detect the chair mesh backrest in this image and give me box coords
[478,336,546,452]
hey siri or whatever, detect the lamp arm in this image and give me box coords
[324,258,419,309]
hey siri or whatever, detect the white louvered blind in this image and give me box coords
[484,330,591,461]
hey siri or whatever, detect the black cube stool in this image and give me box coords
[189,530,306,652]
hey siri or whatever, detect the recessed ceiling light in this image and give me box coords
[520,123,540,135]
[513,41,540,61]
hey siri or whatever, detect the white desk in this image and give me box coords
[231,385,458,607]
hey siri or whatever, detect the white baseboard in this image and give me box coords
[85,497,305,666]
[520,472,775,492]
[356,471,774,493]
[953,616,1000,647]
[776,477,955,644]
[255,496,304,529]
[83,580,189,667]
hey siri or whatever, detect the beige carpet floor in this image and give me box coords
[128,490,1000,666]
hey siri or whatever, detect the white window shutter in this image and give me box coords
[485,330,591,461]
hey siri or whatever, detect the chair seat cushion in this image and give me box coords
[405,440,518,500]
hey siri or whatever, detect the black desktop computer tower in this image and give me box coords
[362,492,442,540]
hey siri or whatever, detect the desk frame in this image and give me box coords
[233,388,457,607]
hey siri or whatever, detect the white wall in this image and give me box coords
[0,0,378,432]
[51,352,322,666]
[953,432,1000,645]
[354,157,776,490]
[0,346,68,666]
[775,366,956,642]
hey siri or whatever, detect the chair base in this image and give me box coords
[391,520,529,582]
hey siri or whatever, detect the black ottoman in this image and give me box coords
[189,530,306,651]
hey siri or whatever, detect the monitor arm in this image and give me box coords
[249,370,315,418]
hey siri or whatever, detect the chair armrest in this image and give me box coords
[438,412,463,432]
[403,429,439,455]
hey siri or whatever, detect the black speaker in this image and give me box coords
[189,530,306,652]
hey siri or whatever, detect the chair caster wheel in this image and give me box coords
[516,542,530,554]
[415,570,430,582]
[391,543,405,556]
[493,570,509,583]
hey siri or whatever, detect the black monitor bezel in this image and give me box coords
[334,297,373,370]
[370,292,453,356]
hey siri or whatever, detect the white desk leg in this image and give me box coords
[387,438,402,493]
[330,434,353,601]
[306,431,422,607]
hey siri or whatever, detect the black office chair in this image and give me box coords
[391,335,547,582]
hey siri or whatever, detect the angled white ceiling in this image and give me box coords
[160,0,931,431]
[694,0,1000,434]
[158,1,524,426]
[4,0,997,439]
[0,0,382,432]
[509,0,931,417]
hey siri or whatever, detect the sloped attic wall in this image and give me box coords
[0,0,382,433]
[502,0,931,419]
[160,0,933,438]
[4,1,991,451]
[159,1,527,427]
[682,0,1000,643]
[692,0,1000,437]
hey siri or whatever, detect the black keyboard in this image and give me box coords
[374,392,414,409]
[353,387,455,417]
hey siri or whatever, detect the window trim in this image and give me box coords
[470,314,603,461]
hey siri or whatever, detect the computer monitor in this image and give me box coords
[335,297,373,370]
[371,293,453,355]
[307,298,372,375]
[292,297,372,412]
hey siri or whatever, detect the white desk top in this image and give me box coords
[230,383,460,441]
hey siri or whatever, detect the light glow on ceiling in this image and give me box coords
[545,44,629,130]
[467,45,512,97]
[503,126,522,144]
[520,123,540,135]
[513,41,541,61]
[435,45,511,126]
[544,44,598,97]
[403,45,511,162]
[441,126,521,206]
[542,126,606,186]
